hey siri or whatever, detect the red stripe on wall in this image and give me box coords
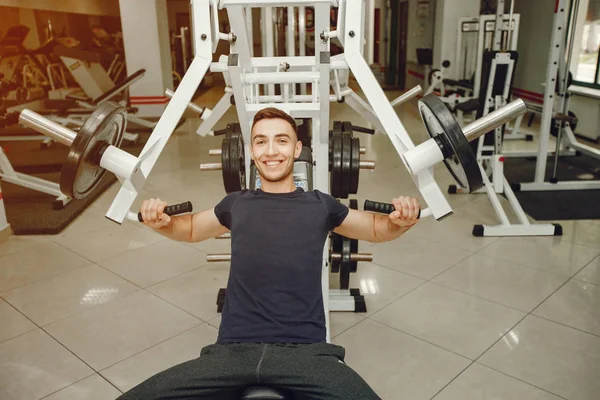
[131,99,170,105]
[408,70,425,79]
[130,96,169,100]
[514,93,545,104]
[513,88,544,99]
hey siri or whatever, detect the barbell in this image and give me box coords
[403,94,527,195]
[12,93,525,223]
[16,102,192,222]
[360,94,526,218]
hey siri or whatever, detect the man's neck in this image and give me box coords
[260,176,297,193]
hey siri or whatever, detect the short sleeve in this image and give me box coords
[214,191,242,229]
[316,190,349,230]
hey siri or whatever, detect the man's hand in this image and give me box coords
[140,198,172,229]
[388,196,420,228]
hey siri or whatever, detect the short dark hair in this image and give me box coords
[251,107,297,139]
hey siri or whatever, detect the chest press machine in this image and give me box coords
[10,1,527,398]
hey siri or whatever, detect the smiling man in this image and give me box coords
[121,107,421,399]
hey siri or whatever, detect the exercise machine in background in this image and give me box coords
[450,49,561,237]
[515,0,600,192]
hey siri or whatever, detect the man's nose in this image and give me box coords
[266,140,278,155]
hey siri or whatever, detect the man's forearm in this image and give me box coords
[151,214,194,242]
[372,214,414,243]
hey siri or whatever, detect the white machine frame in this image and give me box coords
[0,146,70,207]
[0,179,9,240]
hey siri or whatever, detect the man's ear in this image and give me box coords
[294,139,303,159]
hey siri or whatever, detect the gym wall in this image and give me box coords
[405,0,437,89]
[0,5,123,50]
[0,0,120,17]
[512,0,555,98]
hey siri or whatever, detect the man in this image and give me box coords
[122,107,420,399]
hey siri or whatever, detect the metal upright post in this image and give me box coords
[0,169,10,241]
[533,0,567,185]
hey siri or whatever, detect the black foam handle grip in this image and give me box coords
[364,200,421,218]
[137,201,193,222]
[213,128,227,136]
[351,125,376,135]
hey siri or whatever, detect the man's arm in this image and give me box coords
[334,196,420,243]
[140,198,229,242]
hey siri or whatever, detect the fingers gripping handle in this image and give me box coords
[363,200,432,219]
[136,201,193,222]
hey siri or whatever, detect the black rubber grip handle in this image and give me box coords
[352,125,375,135]
[137,201,193,222]
[364,200,421,218]
[213,128,227,136]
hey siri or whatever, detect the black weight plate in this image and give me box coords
[417,94,482,193]
[350,137,360,194]
[332,121,343,135]
[221,137,234,193]
[225,123,236,137]
[349,200,358,272]
[329,121,343,172]
[330,131,342,198]
[61,102,126,199]
[331,232,343,273]
[350,237,358,273]
[232,123,246,190]
[221,124,245,193]
[340,132,352,198]
[340,122,356,196]
[228,134,241,192]
[339,236,352,290]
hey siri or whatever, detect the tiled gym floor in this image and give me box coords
[1,85,599,400]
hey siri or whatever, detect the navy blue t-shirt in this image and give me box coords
[213,188,349,344]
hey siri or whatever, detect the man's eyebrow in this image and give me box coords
[252,133,292,139]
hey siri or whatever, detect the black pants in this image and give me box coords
[118,342,380,400]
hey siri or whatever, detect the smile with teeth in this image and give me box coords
[264,160,283,167]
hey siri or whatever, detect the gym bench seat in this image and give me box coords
[241,386,291,400]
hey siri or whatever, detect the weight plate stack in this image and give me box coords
[221,123,246,193]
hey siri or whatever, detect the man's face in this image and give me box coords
[250,118,302,184]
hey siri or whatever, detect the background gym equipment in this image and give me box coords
[515,0,600,193]
[447,48,562,237]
